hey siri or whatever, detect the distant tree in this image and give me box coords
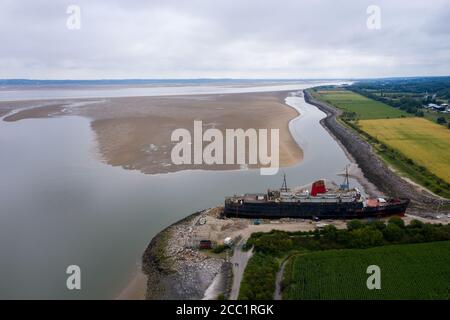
[434,187,442,194]
[212,244,227,254]
[368,220,387,232]
[383,223,405,242]
[335,230,352,247]
[238,253,278,300]
[415,110,424,117]
[251,231,293,255]
[349,227,384,248]
[347,219,364,231]
[421,224,437,242]
[437,117,447,124]
[342,111,357,121]
[217,293,226,300]
[408,219,424,229]
[388,216,405,228]
[322,225,338,241]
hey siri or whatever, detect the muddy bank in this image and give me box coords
[1,91,303,175]
[304,89,449,214]
[86,91,302,174]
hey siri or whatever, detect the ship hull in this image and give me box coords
[224,199,410,219]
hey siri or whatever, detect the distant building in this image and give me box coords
[427,103,446,111]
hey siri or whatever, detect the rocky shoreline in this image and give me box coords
[303,89,449,214]
[142,208,232,300]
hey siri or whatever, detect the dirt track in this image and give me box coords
[304,89,449,215]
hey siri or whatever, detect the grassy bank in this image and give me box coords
[283,241,450,299]
[314,89,409,119]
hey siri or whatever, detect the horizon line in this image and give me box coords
[1,75,450,82]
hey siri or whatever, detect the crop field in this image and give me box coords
[314,90,409,119]
[359,117,450,184]
[283,241,450,300]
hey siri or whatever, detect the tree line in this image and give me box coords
[238,218,450,300]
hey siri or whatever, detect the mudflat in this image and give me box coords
[0,91,303,174]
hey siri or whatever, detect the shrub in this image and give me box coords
[436,116,446,124]
[247,230,293,255]
[368,220,387,232]
[238,253,278,300]
[388,216,405,228]
[212,244,227,254]
[408,219,424,229]
[321,225,338,241]
[384,223,405,242]
[349,227,384,248]
[347,219,364,231]
[217,293,226,300]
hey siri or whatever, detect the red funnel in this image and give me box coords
[311,180,327,196]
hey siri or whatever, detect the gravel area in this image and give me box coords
[142,209,227,300]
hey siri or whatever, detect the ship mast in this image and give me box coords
[344,165,350,190]
[281,173,288,192]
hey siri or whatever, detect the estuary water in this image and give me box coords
[0,80,330,102]
[0,82,357,299]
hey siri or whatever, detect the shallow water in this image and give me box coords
[0,82,359,299]
[0,81,332,102]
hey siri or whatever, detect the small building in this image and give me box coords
[199,240,212,249]
[224,237,233,247]
[427,103,439,109]
[440,103,449,112]
[427,103,446,111]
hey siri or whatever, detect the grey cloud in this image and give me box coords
[0,0,449,79]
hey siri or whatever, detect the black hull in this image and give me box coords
[224,199,410,219]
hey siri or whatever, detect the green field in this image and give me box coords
[283,241,450,300]
[314,90,409,119]
[359,118,450,184]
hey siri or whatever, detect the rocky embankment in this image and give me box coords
[142,208,232,300]
[304,89,449,214]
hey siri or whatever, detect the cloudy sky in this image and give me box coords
[1,0,449,79]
